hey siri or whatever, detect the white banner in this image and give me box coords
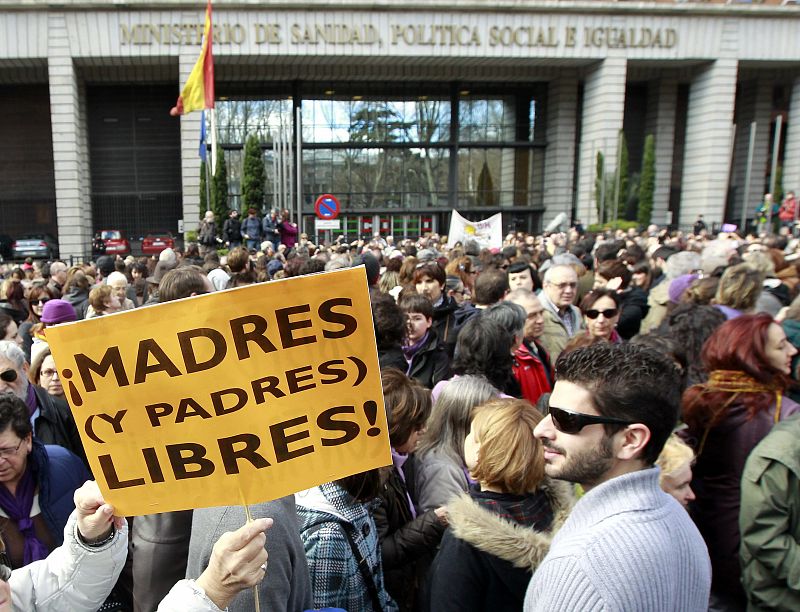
[446,210,503,250]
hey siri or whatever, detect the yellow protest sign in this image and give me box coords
[46,267,391,516]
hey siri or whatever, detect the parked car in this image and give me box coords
[141,231,175,255]
[12,234,59,260]
[0,235,13,262]
[99,229,131,255]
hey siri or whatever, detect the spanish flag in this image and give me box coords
[170,0,214,116]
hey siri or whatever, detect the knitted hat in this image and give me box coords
[668,273,698,304]
[41,299,77,324]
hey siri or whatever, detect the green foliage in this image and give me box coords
[477,160,496,206]
[615,131,629,221]
[211,147,229,220]
[773,165,783,205]
[199,161,208,217]
[242,134,265,212]
[638,134,656,227]
[595,152,606,223]
[185,230,198,243]
[587,220,640,233]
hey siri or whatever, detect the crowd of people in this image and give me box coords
[0,213,798,611]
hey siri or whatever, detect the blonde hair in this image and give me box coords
[656,434,694,486]
[469,398,544,495]
[714,263,764,312]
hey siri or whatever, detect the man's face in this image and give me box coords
[508,267,533,292]
[533,380,618,490]
[543,268,577,309]
[509,294,546,339]
[0,356,26,401]
[51,263,67,285]
[109,278,128,301]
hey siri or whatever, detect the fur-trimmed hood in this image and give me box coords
[447,478,574,572]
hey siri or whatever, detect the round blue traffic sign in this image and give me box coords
[315,194,340,220]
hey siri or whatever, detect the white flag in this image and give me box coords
[446,210,503,250]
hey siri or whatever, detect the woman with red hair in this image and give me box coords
[681,313,800,611]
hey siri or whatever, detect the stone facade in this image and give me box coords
[0,2,799,256]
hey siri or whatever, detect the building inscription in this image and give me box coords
[119,22,678,50]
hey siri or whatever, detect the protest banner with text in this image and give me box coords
[47,267,390,516]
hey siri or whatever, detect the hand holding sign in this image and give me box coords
[196,517,272,611]
[48,267,391,516]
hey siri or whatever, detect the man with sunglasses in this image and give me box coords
[0,341,86,468]
[524,343,710,611]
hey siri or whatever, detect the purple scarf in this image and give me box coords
[25,384,37,419]
[402,331,429,365]
[391,449,417,518]
[0,461,49,565]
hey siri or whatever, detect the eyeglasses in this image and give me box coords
[40,369,58,379]
[585,308,618,320]
[0,370,17,383]
[31,298,50,306]
[0,438,24,459]
[549,405,633,435]
[548,281,577,291]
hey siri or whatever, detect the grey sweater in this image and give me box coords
[186,496,313,612]
[524,467,711,611]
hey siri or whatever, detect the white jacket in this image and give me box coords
[10,511,128,611]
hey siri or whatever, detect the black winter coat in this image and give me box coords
[407,331,451,390]
[432,296,459,357]
[375,464,445,612]
[222,217,242,243]
[617,285,649,339]
[32,385,88,468]
[427,482,572,612]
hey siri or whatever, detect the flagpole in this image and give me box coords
[210,108,218,177]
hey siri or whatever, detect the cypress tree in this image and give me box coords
[242,134,265,213]
[616,131,629,221]
[638,134,655,227]
[595,151,605,223]
[212,147,228,220]
[199,160,208,217]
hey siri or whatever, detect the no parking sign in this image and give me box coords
[315,194,340,220]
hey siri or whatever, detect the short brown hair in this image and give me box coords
[88,285,113,312]
[381,369,432,448]
[469,398,544,495]
[596,260,632,290]
[158,266,208,302]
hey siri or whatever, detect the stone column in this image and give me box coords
[542,76,578,229]
[48,12,92,261]
[178,51,204,234]
[679,59,738,227]
[575,58,627,226]
[784,77,800,197]
[648,79,676,227]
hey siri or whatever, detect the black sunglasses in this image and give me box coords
[585,308,618,320]
[549,405,632,434]
[0,370,17,383]
[31,298,50,306]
